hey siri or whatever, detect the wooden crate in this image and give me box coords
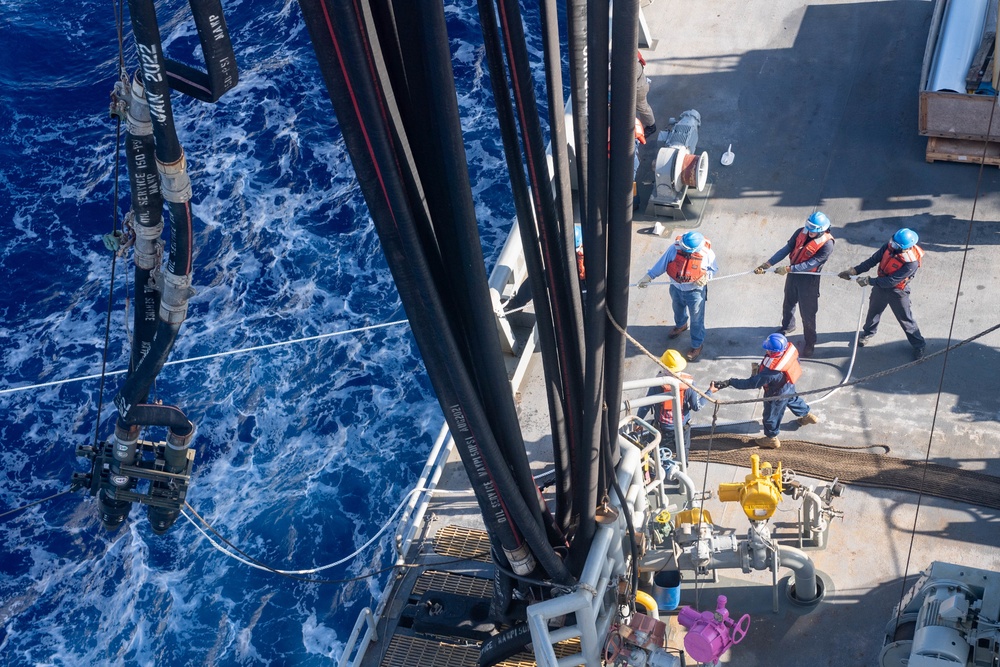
[925,135,1000,165]
[920,0,1000,141]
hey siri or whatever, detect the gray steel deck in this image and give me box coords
[364,0,1000,665]
[542,0,1000,663]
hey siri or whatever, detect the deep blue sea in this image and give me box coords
[0,1,546,664]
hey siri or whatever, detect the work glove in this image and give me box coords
[838,268,857,280]
[637,273,653,288]
[694,274,710,287]
[753,262,771,275]
[711,379,731,391]
[856,276,870,287]
[775,266,790,276]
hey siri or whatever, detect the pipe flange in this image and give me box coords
[781,570,832,608]
[134,223,164,270]
[159,271,195,323]
[157,153,193,203]
[127,75,153,135]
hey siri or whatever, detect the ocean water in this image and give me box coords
[0,0,546,664]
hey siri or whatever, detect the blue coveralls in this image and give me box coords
[853,244,925,352]
[767,230,836,351]
[728,367,810,437]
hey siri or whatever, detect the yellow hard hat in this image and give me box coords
[660,349,687,373]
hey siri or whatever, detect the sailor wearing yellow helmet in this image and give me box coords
[637,349,717,455]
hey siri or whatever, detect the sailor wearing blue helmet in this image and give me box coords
[753,211,836,358]
[840,228,926,360]
[710,333,819,449]
[637,231,719,361]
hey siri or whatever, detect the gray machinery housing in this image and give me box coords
[649,109,708,219]
[879,561,1000,667]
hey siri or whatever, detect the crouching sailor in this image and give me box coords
[710,333,819,449]
[637,349,717,455]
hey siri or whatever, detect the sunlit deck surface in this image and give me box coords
[363,0,1000,665]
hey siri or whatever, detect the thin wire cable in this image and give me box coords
[0,319,409,396]
[693,401,721,609]
[182,505,488,585]
[634,268,846,287]
[894,93,999,625]
[0,490,71,520]
[92,62,128,446]
[182,485,464,576]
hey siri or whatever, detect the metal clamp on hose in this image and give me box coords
[157,152,193,203]
[158,270,195,324]
[127,74,153,136]
[133,221,164,270]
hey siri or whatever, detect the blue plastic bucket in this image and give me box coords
[652,570,682,611]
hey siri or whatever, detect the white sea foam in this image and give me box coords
[0,0,525,663]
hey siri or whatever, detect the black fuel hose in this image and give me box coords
[386,0,548,534]
[569,0,614,573]
[164,0,239,103]
[297,0,573,585]
[603,0,639,464]
[477,0,579,535]
[124,128,162,370]
[566,0,589,226]
[540,0,587,535]
[126,0,183,162]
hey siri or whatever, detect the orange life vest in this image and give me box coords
[789,230,832,271]
[659,373,693,427]
[761,345,802,385]
[878,245,924,290]
[577,248,586,281]
[634,119,646,145]
[666,237,712,283]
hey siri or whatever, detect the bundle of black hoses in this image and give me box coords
[101,0,238,532]
[297,0,641,642]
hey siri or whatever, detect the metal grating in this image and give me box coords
[380,634,479,667]
[434,524,493,562]
[412,570,493,599]
[497,638,582,667]
[378,633,582,667]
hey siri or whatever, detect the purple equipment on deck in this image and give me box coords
[677,595,750,664]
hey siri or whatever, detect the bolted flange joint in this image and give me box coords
[157,153,192,203]
[127,74,153,136]
[158,271,196,324]
[134,222,164,270]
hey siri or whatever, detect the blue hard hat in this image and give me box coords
[890,228,919,250]
[762,333,788,354]
[574,224,583,249]
[805,211,831,233]
[680,231,704,253]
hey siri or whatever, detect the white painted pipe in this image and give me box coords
[665,463,697,509]
[928,0,990,92]
[622,376,687,472]
[802,489,829,549]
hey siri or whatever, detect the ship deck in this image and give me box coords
[360,0,1000,665]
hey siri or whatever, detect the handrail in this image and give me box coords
[342,421,455,667]
[394,422,454,558]
[526,443,647,667]
[338,607,377,667]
